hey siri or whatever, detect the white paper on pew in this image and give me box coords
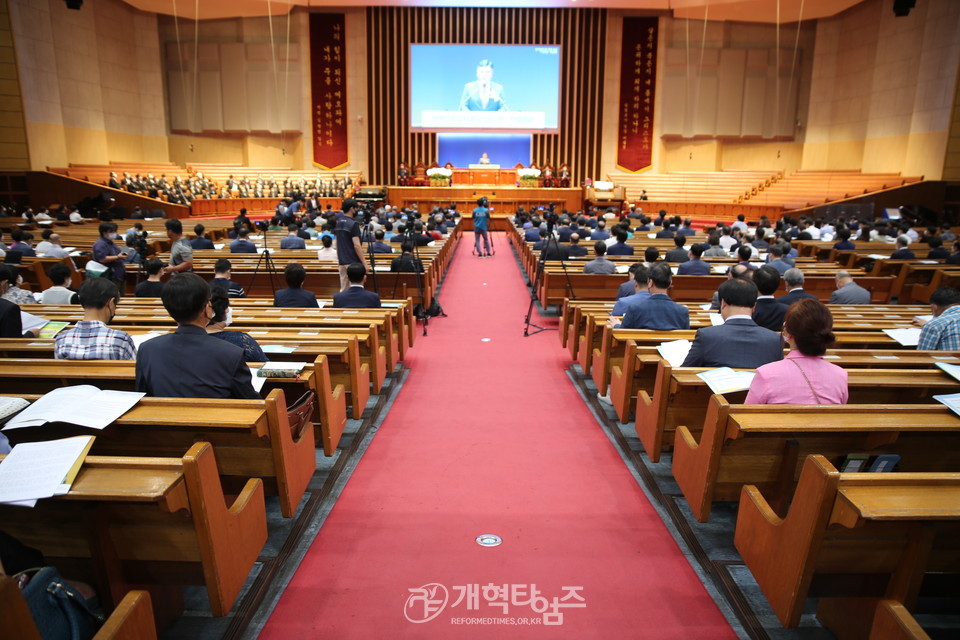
[20,312,48,334]
[132,332,164,350]
[709,313,724,326]
[671,266,679,275]
[0,436,95,505]
[933,392,960,418]
[933,355,960,361]
[304,309,321,314]
[647,233,657,239]
[873,355,900,360]
[935,362,960,383]
[883,328,921,346]
[919,260,939,264]
[867,254,888,259]
[700,303,713,311]
[697,368,756,395]
[282,317,298,321]
[711,265,728,274]
[298,331,319,335]
[823,355,840,359]
[248,367,268,392]
[657,339,691,368]
[341,310,359,314]
[3,386,144,431]
[847,314,864,318]
[214,244,225,250]
[262,345,296,354]
[316,300,327,308]
[27,342,49,346]
[615,264,630,274]
[266,309,283,313]
[69,251,83,257]
[324,317,341,321]
[382,302,402,308]
[914,315,934,324]
[374,265,392,272]
[249,331,268,335]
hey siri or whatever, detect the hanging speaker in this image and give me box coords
[892,0,915,17]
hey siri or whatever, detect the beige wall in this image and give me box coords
[0,0,28,170]
[9,0,168,170]
[945,63,960,181]
[801,0,960,178]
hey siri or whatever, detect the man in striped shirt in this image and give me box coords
[54,278,136,360]
[917,286,960,351]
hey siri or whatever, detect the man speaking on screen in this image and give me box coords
[459,60,507,111]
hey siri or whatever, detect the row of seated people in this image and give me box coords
[397,161,572,187]
[107,170,361,203]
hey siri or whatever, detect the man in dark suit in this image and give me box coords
[230,227,258,253]
[613,263,689,330]
[458,60,506,111]
[655,219,674,239]
[567,234,588,257]
[590,220,610,242]
[135,273,259,399]
[777,268,818,306]
[333,263,381,309]
[890,235,915,260]
[190,223,215,250]
[681,278,784,368]
[616,263,645,299]
[677,243,711,275]
[607,229,634,256]
[274,262,320,308]
[752,265,787,331]
[370,230,393,254]
[665,236,689,263]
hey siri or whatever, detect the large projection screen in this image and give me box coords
[410,44,561,133]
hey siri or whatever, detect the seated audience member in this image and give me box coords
[832,228,855,251]
[590,220,610,241]
[703,233,727,258]
[709,263,752,311]
[737,244,756,267]
[677,218,696,237]
[567,234,588,257]
[7,229,36,257]
[948,240,960,265]
[607,230,634,256]
[677,244,710,275]
[35,229,55,254]
[655,218,674,238]
[274,262,320,308]
[280,224,307,250]
[611,265,649,316]
[333,263,382,309]
[230,227,258,253]
[828,270,871,304]
[583,241,616,274]
[616,263,644,299]
[370,230,393,254]
[135,258,166,297]
[54,278,135,360]
[926,235,950,260]
[210,258,246,298]
[642,246,659,268]
[665,236,689,263]
[0,267,35,305]
[765,244,792,274]
[890,235,915,260]
[41,233,70,259]
[745,298,848,404]
[40,263,78,304]
[316,234,338,261]
[206,285,268,362]
[190,223,215,250]
[917,286,960,351]
[0,265,36,337]
[614,263,689,330]
[391,242,424,272]
[682,278,784,368]
[751,228,770,250]
[540,235,570,260]
[752,265,787,331]
[136,273,259,398]
[777,268,818,306]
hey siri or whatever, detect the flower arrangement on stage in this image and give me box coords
[426,167,453,186]
[516,167,541,187]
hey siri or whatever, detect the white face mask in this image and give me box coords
[223,307,233,327]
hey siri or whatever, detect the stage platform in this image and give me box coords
[386,186,583,216]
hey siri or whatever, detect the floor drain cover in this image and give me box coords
[481,338,492,342]
[476,534,502,547]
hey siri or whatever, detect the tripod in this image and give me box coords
[523,224,576,337]
[391,229,444,336]
[247,227,281,295]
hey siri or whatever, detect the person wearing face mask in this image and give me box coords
[135,273,259,398]
[205,285,268,362]
[54,278,135,360]
[0,265,37,338]
[40,263,79,304]
[0,267,36,305]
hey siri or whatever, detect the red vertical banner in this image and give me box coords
[310,13,349,169]
[617,17,658,173]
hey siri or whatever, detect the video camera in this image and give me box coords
[255,219,270,232]
[543,202,559,232]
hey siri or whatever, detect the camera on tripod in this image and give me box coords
[254,219,270,233]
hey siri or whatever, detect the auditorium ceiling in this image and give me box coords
[122,0,866,24]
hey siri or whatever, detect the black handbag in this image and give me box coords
[15,567,104,640]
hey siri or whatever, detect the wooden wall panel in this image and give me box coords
[365,7,606,186]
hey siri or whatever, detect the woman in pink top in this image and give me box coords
[745,298,848,404]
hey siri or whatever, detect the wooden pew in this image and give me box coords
[0,442,267,617]
[734,454,960,636]
[673,398,960,522]
[3,390,315,518]
[633,361,959,462]
[869,601,932,640]
[1,579,157,640]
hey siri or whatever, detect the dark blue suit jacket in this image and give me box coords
[677,258,711,275]
[607,242,635,256]
[776,289,818,307]
[135,325,259,399]
[752,298,787,331]
[274,288,319,308]
[681,317,784,368]
[333,286,382,308]
[190,237,214,250]
[230,239,258,253]
[619,294,690,330]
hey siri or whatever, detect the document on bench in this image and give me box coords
[935,362,960,384]
[132,331,165,350]
[261,344,296,354]
[3,386,145,431]
[0,435,95,506]
[657,339,691,368]
[20,311,48,334]
[615,264,630,274]
[247,367,268,392]
[882,327,921,346]
[697,367,756,395]
[709,313,724,326]
[933,393,960,419]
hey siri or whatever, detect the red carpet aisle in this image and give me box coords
[259,233,736,638]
